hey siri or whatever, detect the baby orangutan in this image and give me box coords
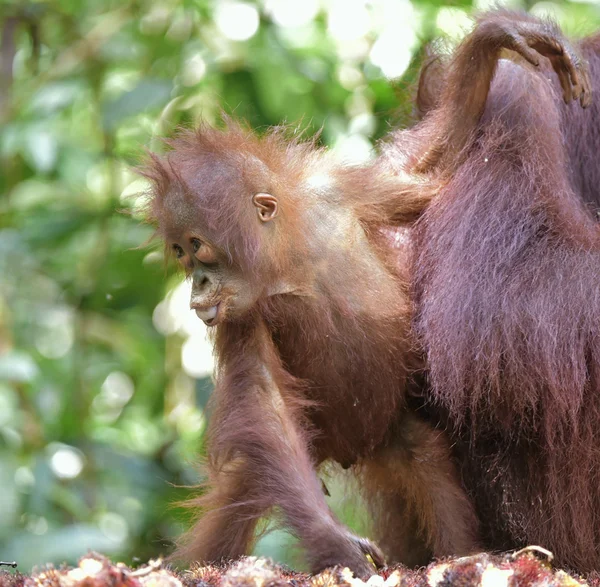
[143,121,479,576]
[142,9,589,577]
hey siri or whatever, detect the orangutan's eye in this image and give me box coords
[191,238,201,253]
[172,244,185,259]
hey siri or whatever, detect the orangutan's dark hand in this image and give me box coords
[477,14,592,107]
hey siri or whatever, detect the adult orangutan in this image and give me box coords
[140,10,589,577]
[412,10,600,574]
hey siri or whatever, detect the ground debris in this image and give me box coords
[0,549,593,587]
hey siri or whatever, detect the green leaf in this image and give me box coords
[102,80,174,131]
[23,127,58,174]
[0,351,39,383]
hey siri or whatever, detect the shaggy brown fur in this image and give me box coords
[142,120,479,577]
[140,9,589,578]
[412,16,600,575]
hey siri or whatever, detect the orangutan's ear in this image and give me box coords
[252,193,278,222]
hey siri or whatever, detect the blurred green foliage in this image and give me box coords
[1,0,599,574]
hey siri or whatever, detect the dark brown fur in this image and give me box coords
[413,16,600,574]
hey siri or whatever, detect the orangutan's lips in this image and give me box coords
[195,304,219,325]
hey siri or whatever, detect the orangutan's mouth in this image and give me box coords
[195,303,220,326]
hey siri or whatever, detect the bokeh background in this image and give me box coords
[1,0,599,573]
